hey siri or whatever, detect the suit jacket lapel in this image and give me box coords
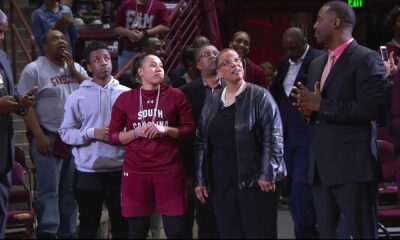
[321,41,357,92]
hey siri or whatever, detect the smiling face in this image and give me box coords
[138,55,164,88]
[229,32,250,58]
[43,30,68,60]
[217,49,244,84]
[87,49,112,81]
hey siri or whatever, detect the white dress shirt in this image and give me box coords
[282,45,310,97]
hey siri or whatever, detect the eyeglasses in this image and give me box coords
[198,50,219,60]
[217,57,242,69]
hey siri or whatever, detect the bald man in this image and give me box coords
[270,27,323,239]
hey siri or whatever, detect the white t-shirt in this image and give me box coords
[18,56,88,133]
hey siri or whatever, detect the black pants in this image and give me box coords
[128,215,185,239]
[312,182,378,239]
[212,177,279,239]
[183,191,219,239]
[74,171,128,239]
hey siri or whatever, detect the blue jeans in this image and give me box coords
[118,50,137,71]
[30,132,77,237]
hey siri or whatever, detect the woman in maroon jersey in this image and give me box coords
[108,53,195,239]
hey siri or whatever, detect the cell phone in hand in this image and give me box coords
[380,46,389,61]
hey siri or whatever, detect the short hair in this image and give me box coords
[385,5,400,28]
[0,9,7,23]
[324,1,356,30]
[260,61,275,72]
[216,48,238,68]
[283,27,306,43]
[191,35,210,48]
[181,46,196,67]
[195,43,215,61]
[231,31,251,42]
[83,41,109,63]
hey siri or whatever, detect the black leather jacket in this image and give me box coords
[195,83,286,190]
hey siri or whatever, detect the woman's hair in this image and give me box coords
[130,53,158,83]
[385,5,400,28]
[216,48,238,68]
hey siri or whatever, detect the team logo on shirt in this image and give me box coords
[50,74,78,87]
[132,109,168,128]
[126,10,154,29]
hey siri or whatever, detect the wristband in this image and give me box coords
[132,128,137,140]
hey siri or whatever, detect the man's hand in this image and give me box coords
[19,86,38,109]
[53,13,73,30]
[0,96,19,113]
[36,133,52,154]
[94,125,109,142]
[62,50,76,75]
[127,29,144,43]
[195,186,209,203]
[292,81,322,112]
[258,179,276,192]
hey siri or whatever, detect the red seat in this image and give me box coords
[378,140,399,205]
[5,148,36,239]
[377,140,400,237]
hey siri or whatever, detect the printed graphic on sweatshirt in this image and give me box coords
[50,74,78,87]
[125,10,154,29]
[132,108,168,128]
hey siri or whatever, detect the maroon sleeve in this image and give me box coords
[108,93,129,145]
[254,64,269,89]
[174,89,195,139]
[153,1,170,28]
[114,1,129,28]
[247,59,269,89]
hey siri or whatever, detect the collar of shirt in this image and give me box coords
[203,78,222,89]
[328,38,354,65]
[288,45,310,65]
[41,2,62,13]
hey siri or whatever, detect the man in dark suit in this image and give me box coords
[270,27,322,239]
[179,44,222,239]
[0,10,34,238]
[292,1,385,238]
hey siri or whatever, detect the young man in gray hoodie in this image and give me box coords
[59,41,129,238]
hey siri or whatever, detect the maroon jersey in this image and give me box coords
[115,0,170,50]
[109,84,195,174]
[244,58,269,89]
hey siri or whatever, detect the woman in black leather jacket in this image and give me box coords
[194,48,286,238]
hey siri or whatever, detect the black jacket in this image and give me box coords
[307,41,384,185]
[195,83,286,190]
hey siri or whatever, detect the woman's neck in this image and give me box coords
[225,79,245,94]
[141,82,159,90]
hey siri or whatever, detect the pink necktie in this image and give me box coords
[320,53,335,90]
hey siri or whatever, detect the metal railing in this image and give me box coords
[115,0,200,79]
[5,0,36,83]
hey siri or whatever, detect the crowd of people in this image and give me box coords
[0,0,399,239]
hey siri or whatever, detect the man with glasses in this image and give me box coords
[179,44,222,239]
